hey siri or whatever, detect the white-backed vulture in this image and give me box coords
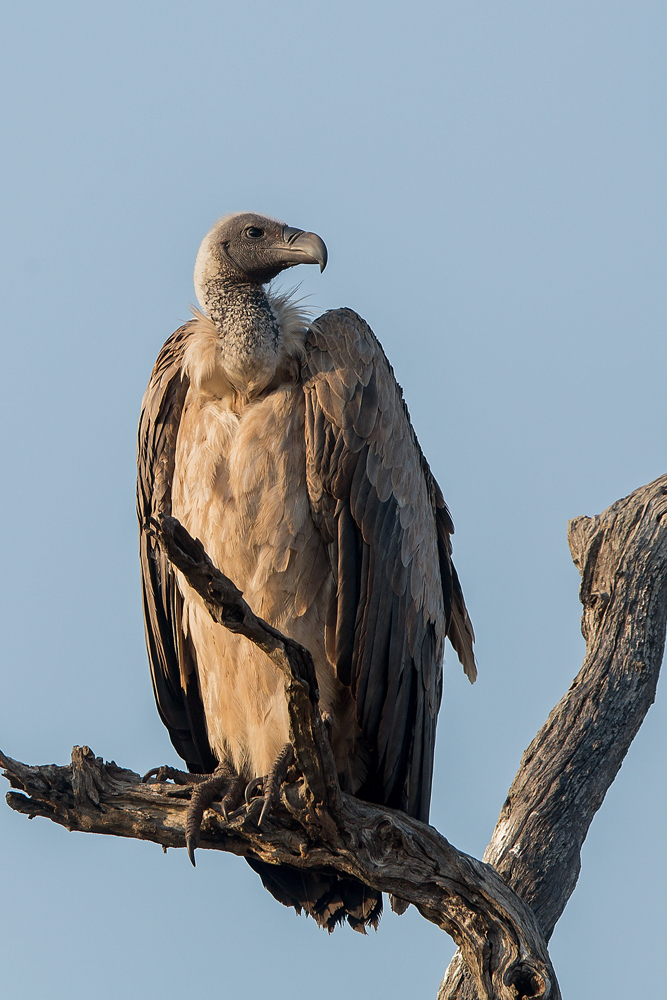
[137,212,475,930]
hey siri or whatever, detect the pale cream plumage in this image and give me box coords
[173,293,342,778]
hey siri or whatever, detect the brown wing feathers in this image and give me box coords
[303,308,473,823]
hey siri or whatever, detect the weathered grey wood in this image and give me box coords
[1,745,557,1000]
[5,475,666,999]
[439,474,667,999]
[1,511,559,1000]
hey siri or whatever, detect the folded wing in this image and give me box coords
[303,309,475,823]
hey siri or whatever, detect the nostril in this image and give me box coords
[283,226,304,244]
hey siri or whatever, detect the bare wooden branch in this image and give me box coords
[6,475,666,1000]
[2,511,561,1000]
[439,473,667,1000]
[156,514,562,999]
[1,745,557,1000]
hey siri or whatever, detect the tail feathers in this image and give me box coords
[247,858,382,932]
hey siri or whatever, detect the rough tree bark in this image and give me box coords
[439,473,667,999]
[3,475,666,1000]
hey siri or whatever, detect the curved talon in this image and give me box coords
[245,776,264,805]
[185,784,205,866]
[245,796,263,823]
[259,796,273,828]
[142,766,163,783]
[184,764,239,863]
[185,780,215,866]
[145,761,244,859]
[141,765,198,785]
[142,765,179,783]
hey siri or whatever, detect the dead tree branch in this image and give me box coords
[4,477,666,999]
[2,513,558,1000]
[439,473,667,999]
[1,745,554,1000]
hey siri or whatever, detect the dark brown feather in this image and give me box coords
[304,308,475,823]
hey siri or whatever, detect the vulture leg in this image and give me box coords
[220,773,247,822]
[185,764,248,864]
[244,743,295,827]
[143,760,246,865]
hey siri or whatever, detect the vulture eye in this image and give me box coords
[245,226,264,239]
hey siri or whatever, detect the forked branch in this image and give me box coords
[4,478,667,1000]
[2,513,558,1000]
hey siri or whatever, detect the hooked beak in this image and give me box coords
[281,226,328,272]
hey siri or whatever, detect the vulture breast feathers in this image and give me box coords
[137,212,475,924]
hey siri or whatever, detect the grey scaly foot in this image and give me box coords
[246,743,295,828]
[142,762,243,865]
[184,761,245,865]
[220,772,246,822]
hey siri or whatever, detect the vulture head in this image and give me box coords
[194,212,328,304]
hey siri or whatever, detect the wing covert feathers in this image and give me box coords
[304,308,475,822]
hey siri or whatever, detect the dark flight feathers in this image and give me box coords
[303,308,474,822]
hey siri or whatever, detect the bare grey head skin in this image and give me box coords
[192,212,327,391]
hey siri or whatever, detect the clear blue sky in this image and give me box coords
[1,3,665,997]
